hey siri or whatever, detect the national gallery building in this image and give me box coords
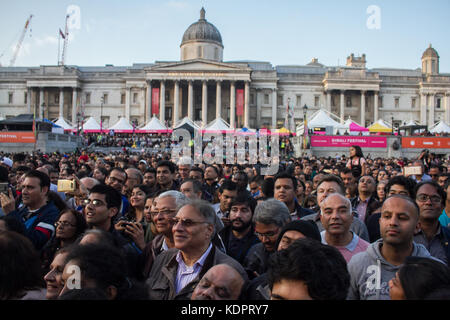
[0,8,449,130]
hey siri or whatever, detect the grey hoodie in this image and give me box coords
[347,239,438,300]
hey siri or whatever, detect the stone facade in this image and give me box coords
[1,9,450,131]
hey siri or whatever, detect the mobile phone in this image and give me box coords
[57,179,76,192]
[0,182,8,195]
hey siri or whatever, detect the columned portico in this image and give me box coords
[445,93,450,124]
[340,90,345,123]
[326,91,331,112]
[27,88,31,113]
[39,88,44,118]
[188,80,194,120]
[59,87,64,118]
[272,88,277,129]
[146,80,152,120]
[420,93,427,125]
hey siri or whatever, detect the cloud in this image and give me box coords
[34,35,59,47]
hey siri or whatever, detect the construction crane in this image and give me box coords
[2,14,33,67]
[59,14,70,66]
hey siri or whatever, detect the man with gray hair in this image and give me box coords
[141,190,188,278]
[320,193,369,263]
[147,199,247,300]
[243,199,291,279]
[177,156,193,182]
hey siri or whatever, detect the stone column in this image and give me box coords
[374,92,379,123]
[244,81,250,128]
[420,93,427,125]
[125,87,131,121]
[326,91,331,112]
[188,80,194,120]
[256,89,262,128]
[173,80,180,126]
[39,88,44,118]
[446,93,450,124]
[27,87,31,113]
[146,80,152,120]
[230,81,236,128]
[160,81,165,123]
[429,93,435,128]
[72,88,78,123]
[59,87,64,118]
[216,80,222,119]
[202,80,208,126]
[360,91,366,126]
[272,88,277,129]
[340,90,345,124]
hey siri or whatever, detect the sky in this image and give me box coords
[0,0,449,71]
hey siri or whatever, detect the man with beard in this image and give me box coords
[219,193,260,265]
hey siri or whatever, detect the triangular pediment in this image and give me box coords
[148,59,249,72]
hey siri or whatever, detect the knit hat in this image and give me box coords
[275,220,321,249]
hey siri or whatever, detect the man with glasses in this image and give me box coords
[146,199,247,300]
[105,167,129,217]
[142,191,188,278]
[414,181,450,265]
[84,184,143,278]
[243,199,291,280]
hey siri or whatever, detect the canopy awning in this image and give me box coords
[54,117,73,130]
[368,119,393,133]
[430,120,450,134]
[137,116,171,133]
[202,117,233,133]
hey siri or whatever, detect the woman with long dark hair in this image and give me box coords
[41,209,87,272]
[346,145,367,178]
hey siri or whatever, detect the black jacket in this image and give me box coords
[219,225,260,265]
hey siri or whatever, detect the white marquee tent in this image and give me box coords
[430,120,450,134]
[296,109,346,135]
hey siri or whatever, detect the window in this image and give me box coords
[54,93,59,104]
[277,94,283,106]
[24,92,27,104]
[133,92,138,104]
[314,96,319,107]
[264,94,269,104]
[8,92,13,104]
[296,95,302,107]
[121,93,125,104]
[436,98,441,109]
[102,93,108,104]
[346,97,352,107]
[165,91,170,101]
[85,93,91,104]
[411,98,416,108]
[250,93,255,105]
[394,97,400,108]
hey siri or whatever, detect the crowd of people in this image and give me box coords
[0,144,450,301]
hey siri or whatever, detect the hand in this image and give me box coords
[0,189,16,215]
[123,222,145,250]
[114,220,128,232]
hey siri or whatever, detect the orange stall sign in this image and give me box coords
[0,131,36,143]
[402,137,450,149]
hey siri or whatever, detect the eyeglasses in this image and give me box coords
[416,194,442,203]
[83,199,106,207]
[151,209,177,217]
[55,221,76,228]
[170,217,208,227]
[255,229,279,239]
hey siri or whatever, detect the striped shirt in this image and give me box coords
[175,243,213,294]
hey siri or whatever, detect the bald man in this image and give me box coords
[191,264,245,300]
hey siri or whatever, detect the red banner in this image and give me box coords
[402,137,450,149]
[236,89,244,116]
[152,88,160,115]
[310,135,387,148]
[0,131,36,143]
